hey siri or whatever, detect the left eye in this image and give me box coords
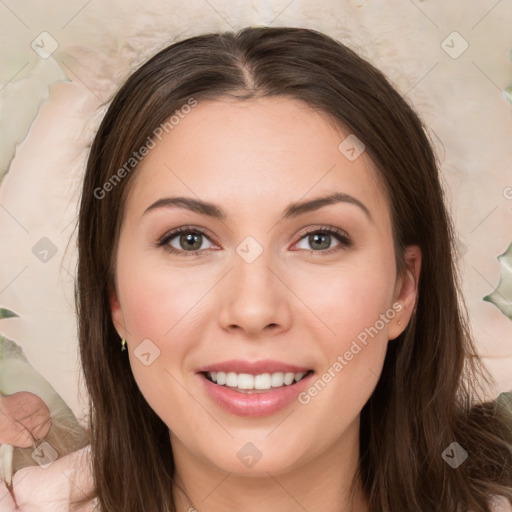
[294,228,352,253]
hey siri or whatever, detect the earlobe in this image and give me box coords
[109,280,127,339]
[389,245,421,340]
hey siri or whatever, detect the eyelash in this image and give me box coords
[156,225,352,257]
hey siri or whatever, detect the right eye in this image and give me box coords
[157,227,217,256]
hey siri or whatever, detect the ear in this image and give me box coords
[388,245,421,341]
[109,280,128,340]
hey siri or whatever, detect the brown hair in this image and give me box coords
[74,26,512,511]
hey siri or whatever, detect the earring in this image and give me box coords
[121,338,127,351]
[398,321,402,326]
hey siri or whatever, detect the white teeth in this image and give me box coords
[225,372,238,387]
[295,372,305,381]
[254,373,271,389]
[283,372,295,385]
[207,370,309,389]
[271,372,284,387]
[237,374,254,389]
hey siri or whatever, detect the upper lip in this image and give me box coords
[196,359,312,375]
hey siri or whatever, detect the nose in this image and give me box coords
[217,247,292,339]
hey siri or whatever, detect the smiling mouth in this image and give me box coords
[202,370,314,393]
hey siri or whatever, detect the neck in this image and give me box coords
[170,417,368,512]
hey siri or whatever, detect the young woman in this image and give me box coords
[74,26,512,511]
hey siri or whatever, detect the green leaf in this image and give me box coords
[503,84,512,104]
[497,391,512,426]
[484,242,512,320]
[0,308,18,320]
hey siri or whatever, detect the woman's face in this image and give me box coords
[109,96,420,476]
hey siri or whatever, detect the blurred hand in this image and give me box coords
[0,392,51,448]
[9,445,95,512]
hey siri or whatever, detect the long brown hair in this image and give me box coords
[74,26,512,511]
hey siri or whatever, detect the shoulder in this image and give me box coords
[11,444,96,511]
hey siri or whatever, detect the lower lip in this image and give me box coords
[198,372,314,417]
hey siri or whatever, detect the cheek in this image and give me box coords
[294,256,396,345]
[291,273,392,464]
[117,259,211,425]
[292,253,395,405]
[118,258,207,346]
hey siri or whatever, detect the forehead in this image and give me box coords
[124,96,389,223]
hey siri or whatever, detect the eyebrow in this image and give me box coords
[142,192,372,222]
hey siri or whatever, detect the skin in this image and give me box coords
[109,96,421,512]
[0,391,51,448]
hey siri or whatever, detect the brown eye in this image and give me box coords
[307,232,332,250]
[294,227,352,254]
[157,227,214,256]
[177,232,203,251]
